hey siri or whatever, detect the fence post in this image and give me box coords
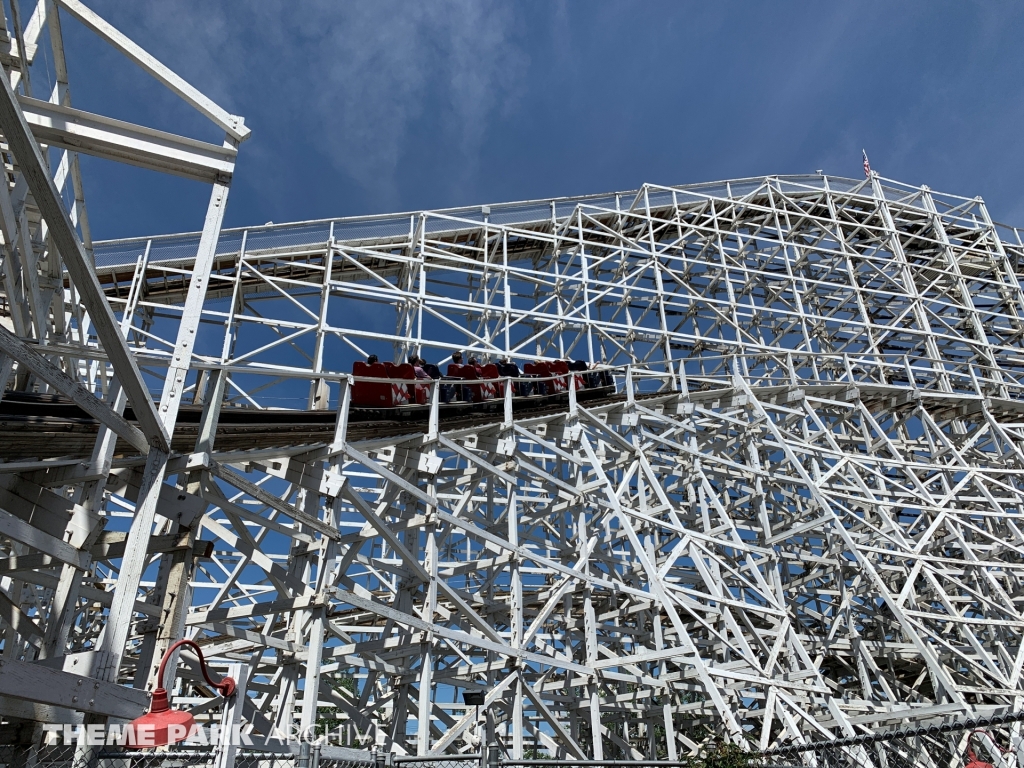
[297,741,311,768]
[485,743,501,768]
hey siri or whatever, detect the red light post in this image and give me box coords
[128,639,236,748]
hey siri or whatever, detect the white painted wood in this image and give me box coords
[56,0,249,141]
[0,657,149,718]
[19,95,236,182]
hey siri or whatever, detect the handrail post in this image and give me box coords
[503,376,513,426]
[903,355,916,389]
[843,353,854,384]
[428,377,439,437]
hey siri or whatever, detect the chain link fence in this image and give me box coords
[0,744,374,768]
[0,745,289,768]
[5,714,1024,768]
[759,711,1024,768]
[316,746,384,768]
[391,754,481,768]
[500,754,745,768]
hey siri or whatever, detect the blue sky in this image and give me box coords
[51,0,1024,241]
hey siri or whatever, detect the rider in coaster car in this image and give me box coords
[410,356,432,380]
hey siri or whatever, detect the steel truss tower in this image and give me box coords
[5,3,1024,760]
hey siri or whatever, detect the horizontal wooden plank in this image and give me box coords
[0,658,150,719]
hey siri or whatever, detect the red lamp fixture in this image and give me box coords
[965,730,1003,768]
[128,638,236,748]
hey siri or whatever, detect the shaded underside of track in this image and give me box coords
[3,381,1024,462]
[0,386,617,460]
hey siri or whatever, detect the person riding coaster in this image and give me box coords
[352,353,610,408]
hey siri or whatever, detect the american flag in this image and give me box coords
[862,149,872,178]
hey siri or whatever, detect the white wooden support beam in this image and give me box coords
[55,0,250,142]
[0,326,149,453]
[19,95,237,183]
[0,657,150,718]
[100,179,231,685]
[0,507,89,569]
[0,66,168,451]
[214,663,246,768]
[0,587,43,647]
[0,696,80,724]
[209,459,340,540]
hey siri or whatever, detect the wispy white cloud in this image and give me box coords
[86,0,528,206]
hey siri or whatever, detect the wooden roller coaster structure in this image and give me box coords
[4,3,1024,764]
